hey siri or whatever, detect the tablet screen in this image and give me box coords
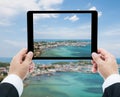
[27,11,97,59]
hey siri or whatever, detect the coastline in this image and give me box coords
[22,72,103,97]
[30,60,92,77]
[1,58,120,97]
[34,40,91,57]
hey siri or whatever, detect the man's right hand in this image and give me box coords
[91,48,119,79]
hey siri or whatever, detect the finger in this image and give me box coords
[92,66,97,73]
[98,48,111,58]
[91,60,97,73]
[29,66,34,73]
[98,48,115,62]
[92,52,104,65]
[29,62,35,73]
[29,62,35,69]
[91,60,97,66]
[24,51,33,64]
[15,48,27,62]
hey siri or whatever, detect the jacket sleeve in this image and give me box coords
[102,83,120,97]
[0,83,19,97]
[1,74,23,97]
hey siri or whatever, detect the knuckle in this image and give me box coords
[94,56,99,61]
[12,55,16,60]
[111,55,115,59]
[26,54,32,61]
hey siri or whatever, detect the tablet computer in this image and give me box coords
[27,10,97,60]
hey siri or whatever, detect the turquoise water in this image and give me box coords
[21,72,103,97]
[41,45,91,57]
[34,39,91,57]
[1,58,120,64]
[34,39,90,42]
[1,58,120,97]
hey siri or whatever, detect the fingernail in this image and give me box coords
[28,51,33,57]
[92,53,97,57]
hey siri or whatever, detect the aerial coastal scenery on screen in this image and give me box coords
[33,13,91,57]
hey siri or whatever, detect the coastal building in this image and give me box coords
[0,67,7,76]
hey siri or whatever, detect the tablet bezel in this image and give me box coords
[27,10,97,60]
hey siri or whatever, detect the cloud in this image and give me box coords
[98,26,120,58]
[0,40,26,57]
[0,0,39,17]
[0,0,63,26]
[0,39,27,57]
[104,29,120,36]
[64,15,79,22]
[35,30,90,39]
[89,6,96,10]
[33,13,59,20]
[99,42,120,58]
[4,40,26,47]
[99,26,120,40]
[35,23,91,39]
[0,19,13,26]
[38,0,63,10]
[89,6,102,17]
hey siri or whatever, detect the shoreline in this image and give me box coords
[34,40,91,57]
[30,61,92,77]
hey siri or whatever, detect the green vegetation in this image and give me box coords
[52,62,70,65]
[0,62,9,82]
[0,62,9,67]
[0,76,5,82]
[77,60,91,66]
[52,60,91,66]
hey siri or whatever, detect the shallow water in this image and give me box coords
[21,72,103,97]
[34,39,91,57]
[40,45,91,57]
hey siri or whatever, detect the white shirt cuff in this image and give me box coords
[102,74,120,92]
[1,74,23,97]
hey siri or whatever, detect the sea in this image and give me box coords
[34,39,90,43]
[1,58,120,97]
[34,39,91,57]
[22,72,103,97]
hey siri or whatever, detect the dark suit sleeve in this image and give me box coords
[0,83,19,97]
[102,83,120,97]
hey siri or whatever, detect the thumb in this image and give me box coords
[92,52,104,65]
[24,51,33,64]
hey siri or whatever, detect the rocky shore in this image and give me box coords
[34,40,90,57]
[31,61,92,77]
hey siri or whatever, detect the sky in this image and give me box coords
[34,13,91,39]
[0,0,120,58]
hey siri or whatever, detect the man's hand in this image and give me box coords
[9,48,35,80]
[91,48,119,79]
